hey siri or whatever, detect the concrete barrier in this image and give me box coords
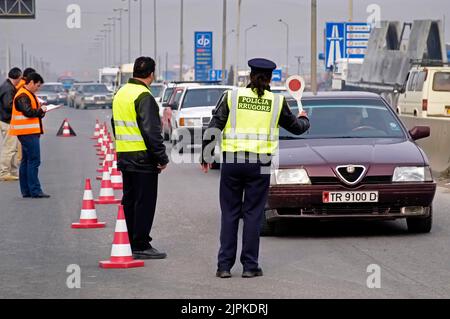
[400,116,450,177]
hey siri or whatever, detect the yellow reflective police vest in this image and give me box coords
[222,88,283,154]
[112,82,151,152]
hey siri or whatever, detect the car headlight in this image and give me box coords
[272,169,311,185]
[179,117,201,127]
[392,166,433,182]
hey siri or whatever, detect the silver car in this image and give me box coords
[74,83,113,110]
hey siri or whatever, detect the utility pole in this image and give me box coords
[165,51,168,81]
[222,0,227,84]
[311,0,318,95]
[179,0,184,81]
[138,0,142,56]
[234,0,242,86]
[21,44,25,69]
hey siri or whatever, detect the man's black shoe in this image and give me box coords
[242,268,263,278]
[132,247,167,259]
[32,193,51,198]
[22,195,31,198]
[216,270,232,278]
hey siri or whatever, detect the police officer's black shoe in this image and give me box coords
[242,268,263,278]
[132,247,167,259]
[216,270,232,278]
[32,193,51,198]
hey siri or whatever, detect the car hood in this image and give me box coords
[275,138,426,170]
[178,106,214,118]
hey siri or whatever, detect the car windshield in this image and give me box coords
[162,88,174,103]
[82,85,109,93]
[40,85,63,93]
[182,88,229,108]
[150,85,164,98]
[280,99,406,139]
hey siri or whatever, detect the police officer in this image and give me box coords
[201,58,310,278]
[112,57,169,260]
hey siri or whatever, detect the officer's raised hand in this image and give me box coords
[298,110,308,118]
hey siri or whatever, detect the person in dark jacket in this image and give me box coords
[0,67,22,181]
[112,56,169,259]
[9,72,49,198]
[201,58,310,278]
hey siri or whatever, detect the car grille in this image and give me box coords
[310,176,392,186]
[336,166,365,184]
[278,205,401,216]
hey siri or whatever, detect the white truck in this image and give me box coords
[98,67,119,92]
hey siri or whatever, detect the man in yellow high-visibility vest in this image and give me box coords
[112,57,169,260]
[201,58,310,278]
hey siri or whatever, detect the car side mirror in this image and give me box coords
[168,102,178,110]
[409,126,430,141]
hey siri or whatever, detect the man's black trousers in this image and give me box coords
[121,171,158,251]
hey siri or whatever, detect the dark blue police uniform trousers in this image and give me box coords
[218,157,271,272]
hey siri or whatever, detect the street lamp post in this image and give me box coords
[244,24,257,63]
[122,0,132,63]
[107,18,117,65]
[278,19,289,80]
[311,0,318,95]
[179,0,184,81]
[234,0,242,86]
[222,0,227,84]
[100,29,109,66]
[113,8,128,65]
[104,24,113,66]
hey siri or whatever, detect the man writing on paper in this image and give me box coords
[9,73,50,199]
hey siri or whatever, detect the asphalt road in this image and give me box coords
[0,106,449,299]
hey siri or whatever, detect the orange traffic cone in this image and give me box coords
[99,205,144,269]
[111,153,123,190]
[94,168,121,205]
[72,179,106,229]
[57,119,76,137]
[97,148,113,172]
[91,120,100,139]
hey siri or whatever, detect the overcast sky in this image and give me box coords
[0,0,449,80]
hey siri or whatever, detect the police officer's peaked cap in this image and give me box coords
[248,58,277,73]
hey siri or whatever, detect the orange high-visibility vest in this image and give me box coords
[9,87,42,136]
[16,79,25,90]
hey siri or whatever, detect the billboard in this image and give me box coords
[194,32,213,81]
[0,0,35,19]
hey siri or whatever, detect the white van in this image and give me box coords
[397,65,450,117]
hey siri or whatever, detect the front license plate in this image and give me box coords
[323,191,379,203]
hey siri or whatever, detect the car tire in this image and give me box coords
[260,213,276,236]
[407,207,432,233]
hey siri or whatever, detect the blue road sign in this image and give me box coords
[325,22,371,70]
[208,69,227,81]
[325,23,345,70]
[271,69,282,82]
[194,32,213,81]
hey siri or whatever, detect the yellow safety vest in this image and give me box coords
[112,82,151,152]
[222,88,283,154]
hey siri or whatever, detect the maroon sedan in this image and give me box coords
[263,92,436,235]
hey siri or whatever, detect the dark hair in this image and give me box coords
[249,71,272,98]
[23,67,36,79]
[8,67,22,80]
[133,57,155,78]
[25,72,44,84]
